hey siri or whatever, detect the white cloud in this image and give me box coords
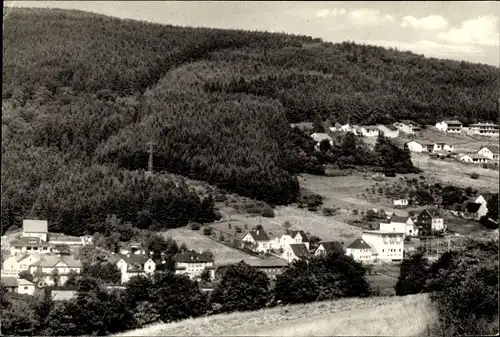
[347,8,395,26]
[400,15,448,31]
[315,8,346,18]
[437,15,499,46]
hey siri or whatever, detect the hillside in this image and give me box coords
[116,294,435,336]
[2,7,499,235]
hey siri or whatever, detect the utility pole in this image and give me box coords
[146,141,156,176]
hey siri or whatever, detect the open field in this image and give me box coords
[116,294,435,336]
[422,127,497,153]
[161,227,262,265]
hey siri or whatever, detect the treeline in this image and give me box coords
[396,238,499,336]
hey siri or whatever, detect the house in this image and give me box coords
[330,123,359,135]
[393,199,409,207]
[380,215,418,237]
[345,238,376,263]
[310,133,333,151]
[417,209,446,233]
[231,259,288,280]
[22,220,48,242]
[113,254,156,284]
[174,250,215,280]
[314,241,344,257]
[361,230,405,261]
[395,120,421,134]
[436,120,463,133]
[0,277,36,296]
[452,201,482,220]
[406,140,435,153]
[118,241,147,255]
[360,126,380,137]
[473,193,495,218]
[279,230,310,250]
[9,237,53,255]
[241,228,271,253]
[30,254,83,286]
[465,123,499,137]
[17,278,36,295]
[282,243,311,263]
[1,253,41,278]
[377,124,399,138]
[433,142,454,152]
[459,154,490,164]
[478,146,499,161]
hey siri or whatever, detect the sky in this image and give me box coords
[4,1,500,66]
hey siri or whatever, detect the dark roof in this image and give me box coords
[347,238,372,250]
[443,120,463,126]
[289,244,311,258]
[238,258,288,267]
[465,202,481,213]
[480,146,499,154]
[111,253,151,266]
[1,277,18,287]
[246,229,270,242]
[174,250,214,263]
[34,254,82,268]
[290,230,310,242]
[480,192,495,201]
[10,237,51,247]
[420,209,441,218]
[401,120,419,126]
[390,215,409,223]
[317,241,344,253]
[381,124,398,131]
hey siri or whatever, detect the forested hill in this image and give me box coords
[2,8,498,235]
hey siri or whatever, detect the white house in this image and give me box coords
[9,237,53,255]
[310,133,333,151]
[118,241,147,255]
[22,220,48,242]
[377,125,399,138]
[406,140,435,153]
[459,154,490,164]
[29,254,83,286]
[282,243,311,263]
[433,142,454,152]
[174,250,215,280]
[114,254,156,284]
[380,215,418,237]
[473,193,494,219]
[330,124,359,135]
[345,238,376,263]
[361,230,405,261]
[394,120,421,134]
[241,228,271,253]
[360,126,380,137]
[1,253,41,278]
[478,146,499,161]
[435,120,463,133]
[465,123,499,137]
[417,209,446,233]
[1,277,36,296]
[279,230,310,251]
[393,199,409,207]
[314,241,344,257]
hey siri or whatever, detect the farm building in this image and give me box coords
[394,120,421,134]
[435,120,463,133]
[478,146,499,161]
[459,154,490,164]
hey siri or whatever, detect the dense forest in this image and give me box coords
[2,8,498,235]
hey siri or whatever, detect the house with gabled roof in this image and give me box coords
[110,253,156,284]
[29,254,83,286]
[241,228,271,253]
[478,146,499,161]
[314,241,344,257]
[395,120,421,134]
[22,220,48,242]
[9,237,52,255]
[460,154,490,164]
[279,230,310,250]
[380,215,418,237]
[417,209,446,233]
[282,243,311,263]
[174,250,215,280]
[0,277,35,295]
[436,120,463,133]
[360,125,380,137]
[345,238,376,263]
[1,253,41,278]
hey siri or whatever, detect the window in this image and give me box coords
[24,287,28,290]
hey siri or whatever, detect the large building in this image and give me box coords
[435,120,463,133]
[361,230,405,262]
[174,250,215,280]
[464,123,499,137]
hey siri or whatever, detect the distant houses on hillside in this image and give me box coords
[405,140,454,153]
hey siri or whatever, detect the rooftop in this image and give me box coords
[175,250,214,263]
[239,258,289,267]
[317,241,344,253]
[34,254,82,268]
[289,230,310,242]
[480,145,499,154]
[390,215,409,223]
[1,277,18,287]
[246,228,270,242]
[346,238,372,249]
[362,230,406,235]
[23,220,48,234]
[10,237,51,247]
[289,243,311,258]
[462,154,489,160]
[442,120,463,125]
[310,133,333,142]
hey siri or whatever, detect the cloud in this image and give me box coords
[436,15,499,46]
[400,15,448,31]
[315,8,346,18]
[347,8,395,26]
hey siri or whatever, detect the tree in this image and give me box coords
[308,235,322,250]
[395,252,430,296]
[486,193,498,221]
[54,244,71,255]
[200,268,212,282]
[31,288,54,334]
[283,221,292,233]
[18,270,34,282]
[83,262,121,284]
[1,300,37,336]
[210,261,270,313]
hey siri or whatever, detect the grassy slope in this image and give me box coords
[116,294,435,336]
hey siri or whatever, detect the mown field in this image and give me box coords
[116,294,435,336]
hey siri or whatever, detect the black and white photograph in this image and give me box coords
[1,1,499,336]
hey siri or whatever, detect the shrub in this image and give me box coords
[322,207,335,216]
[190,222,201,230]
[261,206,275,218]
[203,227,213,236]
[469,172,479,179]
[234,225,242,233]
